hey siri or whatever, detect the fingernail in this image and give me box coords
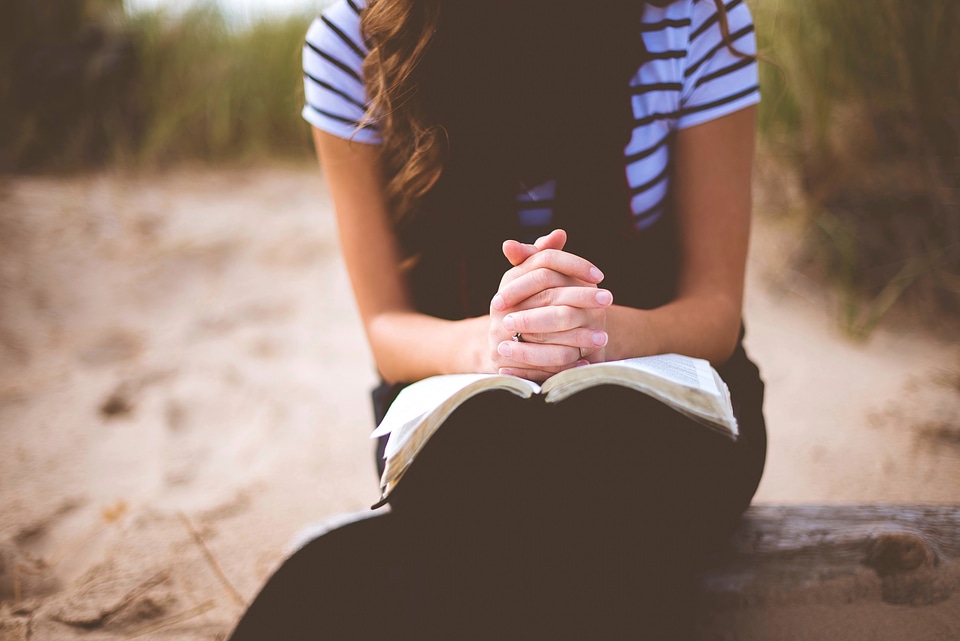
[498,342,512,358]
[502,315,515,331]
[499,368,514,377]
[592,331,608,347]
[576,360,590,367]
[596,290,612,305]
[589,267,604,282]
[492,294,505,311]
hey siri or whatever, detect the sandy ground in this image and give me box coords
[0,164,958,639]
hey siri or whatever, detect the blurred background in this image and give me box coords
[0,1,958,639]
[2,0,957,329]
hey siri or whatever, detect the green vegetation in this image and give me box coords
[752,0,959,331]
[0,1,318,171]
[2,0,957,327]
[128,5,316,164]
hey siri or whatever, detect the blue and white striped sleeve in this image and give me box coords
[677,0,760,130]
[301,0,382,144]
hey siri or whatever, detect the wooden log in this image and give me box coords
[698,505,960,641]
[275,506,960,640]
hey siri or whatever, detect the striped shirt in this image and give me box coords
[302,0,760,235]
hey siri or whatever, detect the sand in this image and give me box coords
[0,164,958,640]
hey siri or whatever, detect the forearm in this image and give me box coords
[605,107,755,366]
[367,311,490,384]
[605,292,742,366]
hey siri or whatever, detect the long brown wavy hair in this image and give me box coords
[359,0,442,224]
[360,0,750,227]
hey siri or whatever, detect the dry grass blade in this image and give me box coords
[753,0,960,327]
[127,600,217,639]
[177,512,244,607]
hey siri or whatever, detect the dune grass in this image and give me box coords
[4,0,957,326]
[126,5,318,165]
[116,0,960,326]
[0,2,321,171]
[752,0,960,331]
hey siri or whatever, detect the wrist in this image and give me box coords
[453,315,494,374]
[605,305,658,362]
[606,298,741,365]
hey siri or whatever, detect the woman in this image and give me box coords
[231,1,766,638]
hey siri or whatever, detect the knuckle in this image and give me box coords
[545,348,573,368]
[511,313,526,332]
[576,328,594,346]
[543,247,571,264]
[531,268,552,290]
[531,288,553,308]
[499,285,519,307]
[534,249,562,271]
[531,250,552,267]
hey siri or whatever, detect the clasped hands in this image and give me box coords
[487,229,612,382]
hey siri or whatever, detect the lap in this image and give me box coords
[228,507,701,641]
[230,372,767,641]
[388,385,760,542]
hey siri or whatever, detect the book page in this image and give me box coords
[612,354,721,396]
[374,356,734,502]
[372,374,506,439]
[540,354,737,440]
[375,373,541,475]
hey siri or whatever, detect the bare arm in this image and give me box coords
[319,101,753,381]
[606,106,756,364]
[497,106,757,367]
[313,128,606,383]
[313,127,486,383]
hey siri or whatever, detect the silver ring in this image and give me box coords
[513,333,524,343]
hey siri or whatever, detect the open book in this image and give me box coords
[371,353,737,505]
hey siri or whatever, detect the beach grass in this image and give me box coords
[0,2,320,171]
[126,5,317,165]
[752,0,959,329]
[3,0,957,326]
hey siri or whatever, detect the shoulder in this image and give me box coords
[687,0,757,58]
[690,0,756,31]
[305,0,368,63]
[639,0,756,52]
[302,0,381,143]
[649,0,760,128]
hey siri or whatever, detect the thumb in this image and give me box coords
[534,228,567,251]
[502,240,536,266]
[502,229,568,266]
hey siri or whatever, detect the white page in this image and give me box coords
[612,354,721,397]
[371,374,502,439]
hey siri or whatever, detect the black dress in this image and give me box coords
[229,2,766,637]
[227,175,767,641]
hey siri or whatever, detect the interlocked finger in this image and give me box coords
[494,272,587,312]
[497,365,584,382]
[504,304,605,336]
[498,249,603,290]
[507,327,609,351]
[497,339,582,370]
[501,276,612,315]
